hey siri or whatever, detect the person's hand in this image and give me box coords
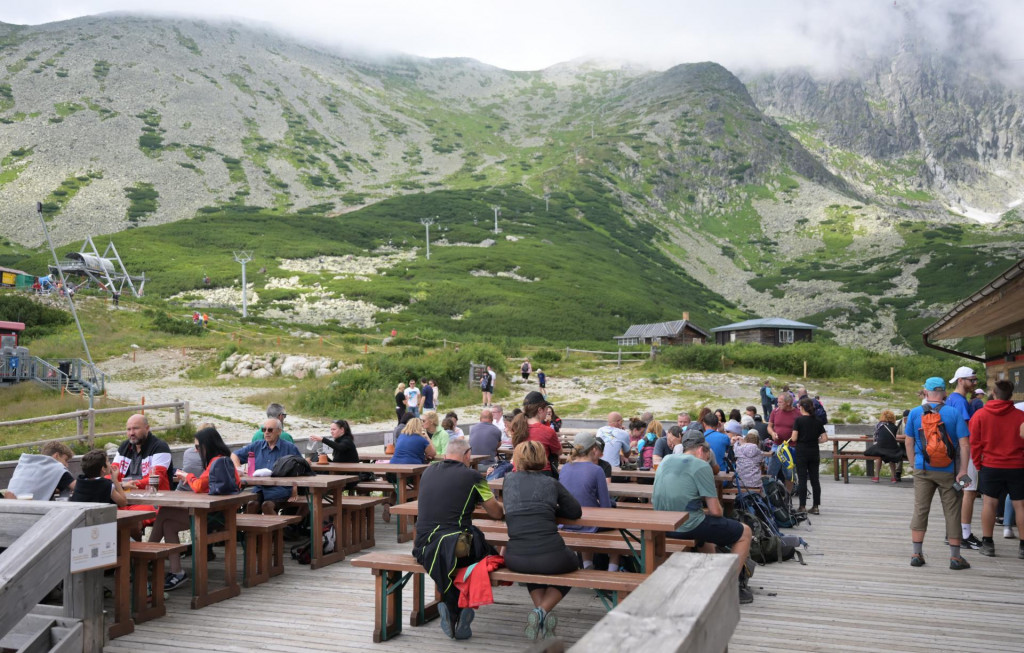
[174,469,188,481]
[310,435,322,442]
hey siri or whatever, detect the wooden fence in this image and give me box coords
[0,400,190,452]
[565,347,656,366]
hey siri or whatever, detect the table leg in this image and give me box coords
[641,530,658,573]
[189,509,241,609]
[833,442,840,481]
[108,526,134,639]
[311,486,346,569]
[395,473,419,543]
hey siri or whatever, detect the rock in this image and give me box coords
[280,356,307,377]
[237,368,252,378]
[292,368,308,379]
[314,367,333,378]
[216,373,234,380]
[252,368,272,379]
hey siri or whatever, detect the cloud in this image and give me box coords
[5,0,1024,75]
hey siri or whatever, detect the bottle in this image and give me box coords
[247,452,256,477]
[148,470,159,495]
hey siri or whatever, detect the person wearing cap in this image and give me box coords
[904,376,972,570]
[969,388,986,414]
[524,391,561,475]
[654,432,754,604]
[597,412,631,469]
[947,365,983,550]
[558,432,624,571]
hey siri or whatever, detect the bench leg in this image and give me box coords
[373,569,409,642]
[411,571,440,627]
[133,557,167,623]
[269,529,286,578]
[594,589,619,611]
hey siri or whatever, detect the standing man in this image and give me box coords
[968,380,1024,558]
[112,414,173,491]
[405,378,421,418]
[232,418,302,511]
[251,403,295,443]
[412,437,504,640]
[759,381,776,422]
[905,376,971,570]
[946,366,982,550]
[767,394,799,492]
[597,412,631,470]
[421,377,435,413]
[537,368,547,397]
[469,410,503,469]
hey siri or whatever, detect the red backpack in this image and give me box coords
[918,404,955,468]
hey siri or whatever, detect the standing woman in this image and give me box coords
[395,382,407,422]
[503,441,583,641]
[790,397,827,514]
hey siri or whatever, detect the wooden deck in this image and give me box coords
[102,478,1024,652]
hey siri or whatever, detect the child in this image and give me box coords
[735,431,769,492]
[7,441,76,500]
[70,449,127,507]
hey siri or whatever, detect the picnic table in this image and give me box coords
[356,452,490,466]
[241,473,356,568]
[487,477,654,502]
[124,490,251,609]
[389,501,687,573]
[831,435,906,482]
[311,462,427,543]
[109,509,155,639]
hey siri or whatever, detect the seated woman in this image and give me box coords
[310,419,359,463]
[502,441,583,641]
[154,427,238,591]
[558,431,624,571]
[636,419,664,470]
[390,418,436,464]
[865,409,905,483]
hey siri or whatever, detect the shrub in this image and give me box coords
[144,309,204,336]
[0,293,72,340]
[532,349,563,365]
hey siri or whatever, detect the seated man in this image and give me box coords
[7,441,76,500]
[412,437,504,641]
[653,432,754,604]
[469,409,502,470]
[250,403,295,443]
[232,417,302,512]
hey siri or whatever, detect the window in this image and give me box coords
[779,329,794,344]
[1010,332,1022,354]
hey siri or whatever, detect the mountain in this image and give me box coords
[1,14,1021,353]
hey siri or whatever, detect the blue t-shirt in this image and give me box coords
[421,385,434,409]
[905,402,969,472]
[704,429,730,469]
[945,392,972,422]
[390,433,430,464]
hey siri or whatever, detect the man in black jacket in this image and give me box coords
[412,437,503,640]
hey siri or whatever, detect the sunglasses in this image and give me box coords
[260,427,279,433]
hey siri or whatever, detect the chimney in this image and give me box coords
[683,311,690,322]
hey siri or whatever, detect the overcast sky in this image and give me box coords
[4,0,1024,73]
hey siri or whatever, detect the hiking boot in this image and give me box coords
[949,556,971,570]
[542,612,558,639]
[963,534,982,550]
[979,540,995,557]
[525,607,544,640]
[437,603,455,640]
[739,579,754,604]
[164,571,188,591]
[910,554,926,567]
[454,607,474,640]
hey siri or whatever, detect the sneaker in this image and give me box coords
[164,571,188,591]
[525,607,544,640]
[949,556,971,570]
[963,534,982,550]
[739,581,754,604]
[979,540,995,557]
[996,516,1004,526]
[808,506,820,515]
[437,603,455,640]
[890,477,898,484]
[454,607,474,640]
[1004,527,1014,539]
[871,477,880,483]
[542,612,558,639]
[910,553,926,567]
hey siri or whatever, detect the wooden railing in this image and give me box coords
[565,347,655,366]
[0,501,115,651]
[0,400,190,452]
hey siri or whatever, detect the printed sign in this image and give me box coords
[69,522,117,573]
[824,424,836,437]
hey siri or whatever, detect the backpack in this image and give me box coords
[732,493,803,565]
[521,362,529,373]
[290,520,336,565]
[918,404,955,468]
[480,374,489,390]
[774,442,794,471]
[271,455,314,477]
[207,456,239,495]
[759,386,768,402]
[812,398,828,424]
[761,475,805,529]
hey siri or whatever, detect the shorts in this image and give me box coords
[668,515,744,548]
[910,468,962,540]
[979,467,1024,501]
[964,457,979,492]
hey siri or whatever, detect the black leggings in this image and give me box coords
[793,448,821,508]
[505,547,578,597]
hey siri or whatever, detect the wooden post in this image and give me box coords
[174,400,181,425]
[277,336,281,346]
[140,396,145,415]
[76,415,84,438]
[364,344,368,354]
[803,360,807,378]
[566,346,570,359]
[183,400,190,425]
[891,367,895,384]
[617,349,622,367]
[181,347,186,356]
[132,350,136,363]
[320,336,323,346]
[87,408,95,446]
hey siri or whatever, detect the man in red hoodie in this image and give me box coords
[969,380,1024,558]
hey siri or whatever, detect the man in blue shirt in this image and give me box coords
[231,418,301,505]
[945,366,982,550]
[702,413,731,471]
[904,376,971,570]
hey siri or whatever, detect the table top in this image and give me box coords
[124,491,252,510]
[357,453,490,465]
[488,478,652,499]
[311,462,428,474]
[116,509,156,524]
[831,435,906,443]
[389,501,687,531]
[241,474,356,488]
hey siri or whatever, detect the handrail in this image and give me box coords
[0,501,115,651]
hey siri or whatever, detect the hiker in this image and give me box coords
[866,410,905,483]
[790,397,828,515]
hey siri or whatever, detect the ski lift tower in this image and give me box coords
[47,236,147,297]
[233,250,253,317]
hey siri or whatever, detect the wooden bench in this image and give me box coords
[474,520,695,555]
[834,454,883,484]
[128,541,188,624]
[236,514,303,587]
[353,480,397,502]
[340,495,389,554]
[351,552,645,643]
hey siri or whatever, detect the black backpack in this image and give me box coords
[761,475,806,529]
[812,398,828,425]
[207,457,239,495]
[733,493,803,565]
[272,455,314,477]
[290,520,336,565]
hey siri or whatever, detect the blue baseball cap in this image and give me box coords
[923,377,945,391]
